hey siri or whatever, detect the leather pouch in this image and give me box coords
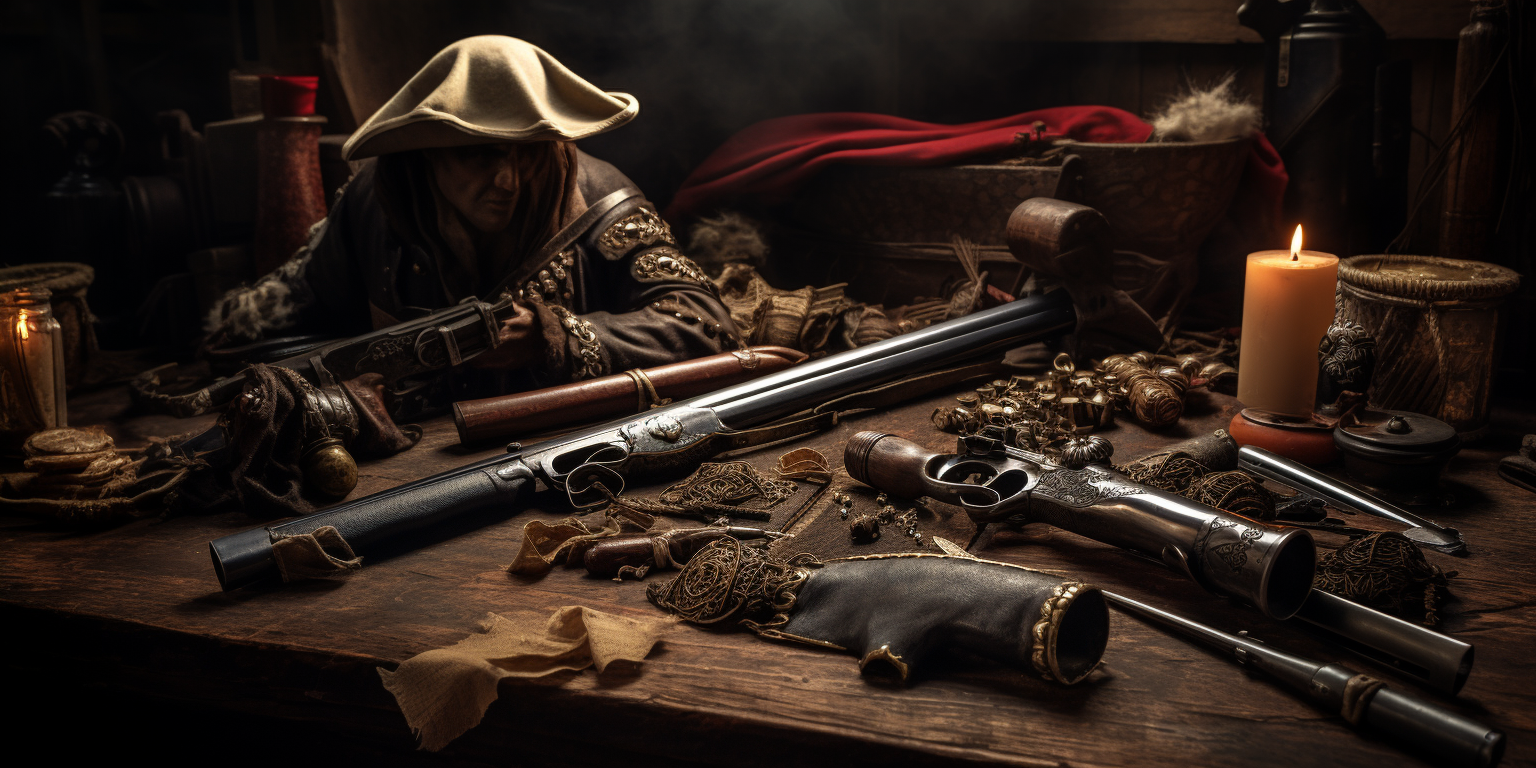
[648,539,1107,685]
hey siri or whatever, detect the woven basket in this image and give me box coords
[779,138,1248,323]
[1336,255,1521,437]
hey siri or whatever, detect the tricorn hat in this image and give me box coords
[342,35,639,161]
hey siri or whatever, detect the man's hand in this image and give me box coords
[471,301,544,369]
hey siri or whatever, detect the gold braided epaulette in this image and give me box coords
[632,247,714,290]
[596,205,676,260]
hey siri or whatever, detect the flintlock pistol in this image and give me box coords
[845,426,1475,695]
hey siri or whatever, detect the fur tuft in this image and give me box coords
[685,211,770,275]
[204,251,312,342]
[1149,75,1261,143]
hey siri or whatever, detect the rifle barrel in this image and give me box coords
[1106,592,1505,768]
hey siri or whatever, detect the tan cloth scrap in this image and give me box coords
[776,447,832,483]
[379,607,674,751]
[506,509,656,576]
[271,525,363,581]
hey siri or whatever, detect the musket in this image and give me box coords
[133,296,517,418]
[1106,591,1504,768]
[844,426,1475,695]
[209,290,1078,591]
[846,427,1318,620]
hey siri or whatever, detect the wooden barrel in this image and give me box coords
[1336,255,1520,439]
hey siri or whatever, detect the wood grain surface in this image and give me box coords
[1,382,1532,767]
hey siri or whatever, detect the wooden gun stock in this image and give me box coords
[453,347,808,445]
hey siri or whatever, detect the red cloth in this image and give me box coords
[1246,132,1289,240]
[665,106,1155,220]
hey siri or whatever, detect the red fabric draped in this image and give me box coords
[665,106,1155,220]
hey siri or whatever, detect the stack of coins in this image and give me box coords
[20,428,135,501]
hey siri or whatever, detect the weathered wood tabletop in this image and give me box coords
[2,382,1532,767]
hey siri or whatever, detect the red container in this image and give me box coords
[260,75,319,118]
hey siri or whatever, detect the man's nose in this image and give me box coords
[493,158,516,192]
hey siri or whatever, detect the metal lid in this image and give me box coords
[1336,409,1460,456]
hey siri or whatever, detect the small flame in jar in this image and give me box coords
[1290,225,1303,261]
[16,310,27,341]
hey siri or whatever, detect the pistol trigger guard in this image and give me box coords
[564,463,626,508]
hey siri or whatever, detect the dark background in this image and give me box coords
[1,0,1479,244]
[0,0,1528,366]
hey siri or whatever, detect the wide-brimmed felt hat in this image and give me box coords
[342,35,639,161]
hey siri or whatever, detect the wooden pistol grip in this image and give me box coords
[844,431,947,501]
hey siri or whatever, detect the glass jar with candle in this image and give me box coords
[0,287,68,454]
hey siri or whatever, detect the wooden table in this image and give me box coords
[2,384,1532,767]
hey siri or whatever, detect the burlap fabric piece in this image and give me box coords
[505,508,655,576]
[379,607,674,751]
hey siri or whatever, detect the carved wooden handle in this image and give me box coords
[844,431,945,500]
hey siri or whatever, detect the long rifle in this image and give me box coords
[210,290,1078,590]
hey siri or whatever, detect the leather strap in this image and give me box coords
[487,187,642,301]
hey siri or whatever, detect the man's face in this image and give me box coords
[427,142,521,233]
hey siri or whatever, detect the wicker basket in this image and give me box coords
[1336,255,1521,438]
[778,138,1249,323]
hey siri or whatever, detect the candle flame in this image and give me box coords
[1290,225,1303,261]
[15,310,27,341]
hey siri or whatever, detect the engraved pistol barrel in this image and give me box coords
[845,431,1317,621]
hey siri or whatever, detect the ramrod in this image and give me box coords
[210,290,1077,591]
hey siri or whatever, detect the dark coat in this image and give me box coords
[281,150,740,385]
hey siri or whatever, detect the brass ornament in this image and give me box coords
[521,249,578,309]
[1030,581,1098,684]
[597,206,677,260]
[1060,435,1113,469]
[931,348,1235,455]
[269,367,362,499]
[550,306,604,380]
[302,437,358,498]
[850,511,881,542]
[632,247,714,290]
[1318,318,1377,405]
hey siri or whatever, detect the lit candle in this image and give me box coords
[1237,226,1339,417]
[1,289,67,453]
